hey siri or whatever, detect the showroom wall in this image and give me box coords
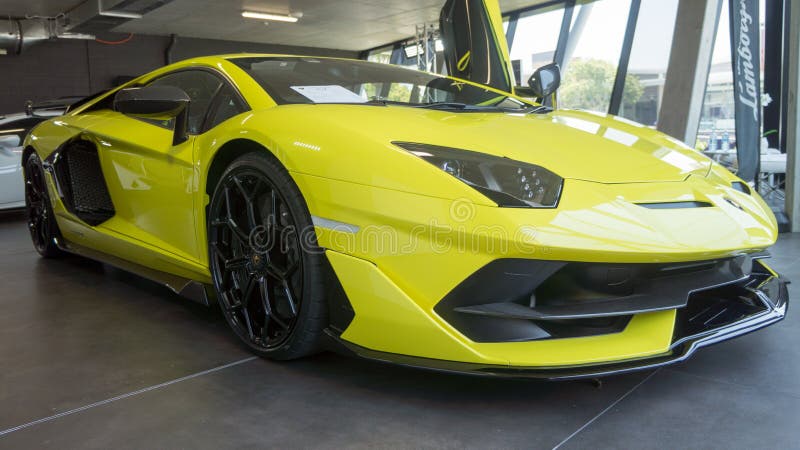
[0,34,357,114]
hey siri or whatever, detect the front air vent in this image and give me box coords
[636,201,714,210]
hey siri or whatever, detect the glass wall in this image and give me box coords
[558,0,631,112]
[368,0,764,134]
[619,0,679,126]
[508,6,565,87]
[698,0,736,156]
[366,45,394,65]
[697,0,767,157]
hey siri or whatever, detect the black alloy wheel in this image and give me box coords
[24,152,64,258]
[208,153,326,359]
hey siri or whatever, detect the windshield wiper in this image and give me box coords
[363,99,409,106]
[415,102,468,110]
[524,105,553,114]
[414,102,500,111]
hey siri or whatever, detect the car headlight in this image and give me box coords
[395,142,563,208]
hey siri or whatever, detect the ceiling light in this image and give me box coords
[404,44,423,59]
[242,11,299,22]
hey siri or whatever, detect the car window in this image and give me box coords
[206,84,247,130]
[149,71,223,134]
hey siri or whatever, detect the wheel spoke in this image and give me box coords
[281,279,298,317]
[232,176,260,231]
[231,175,249,200]
[226,257,248,271]
[259,276,289,330]
[241,308,255,339]
[221,290,243,312]
[241,276,256,307]
[227,218,250,244]
[230,268,242,291]
[258,276,272,337]
[267,190,280,231]
[223,185,234,221]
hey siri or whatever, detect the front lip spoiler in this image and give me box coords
[330,275,789,380]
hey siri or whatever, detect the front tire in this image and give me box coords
[208,152,327,360]
[24,152,64,258]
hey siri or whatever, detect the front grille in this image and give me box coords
[673,260,775,340]
[436,255,762,343]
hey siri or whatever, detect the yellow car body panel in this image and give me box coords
[328,247,675,367]
[24,55,786,375]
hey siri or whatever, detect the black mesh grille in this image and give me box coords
[55,141,115,225]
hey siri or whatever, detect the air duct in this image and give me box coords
[0,0,173,55]
[65,0,174,34]
[0,19,58,56]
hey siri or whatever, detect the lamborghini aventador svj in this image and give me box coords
[22,55,788,379]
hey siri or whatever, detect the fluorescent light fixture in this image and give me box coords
[242,11,299,22]
[404,41,444,59]
[404,44,422,59]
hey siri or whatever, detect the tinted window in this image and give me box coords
[150,71,223,134]
[206,84,246,130]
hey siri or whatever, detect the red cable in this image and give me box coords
[95,33,134,45]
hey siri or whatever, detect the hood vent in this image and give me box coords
[637,201,714,210]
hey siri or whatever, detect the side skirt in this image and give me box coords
[57,237,216,306]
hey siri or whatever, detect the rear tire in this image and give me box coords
[24,152,64,258]
[207,152,327,360]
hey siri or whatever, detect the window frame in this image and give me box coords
[143,67,251,136]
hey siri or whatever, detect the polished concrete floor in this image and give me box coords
[0,209,798,449]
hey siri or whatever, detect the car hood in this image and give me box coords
[283,104,710,184]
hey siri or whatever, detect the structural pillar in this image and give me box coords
[657,0,723,146]
[785,2,800,231]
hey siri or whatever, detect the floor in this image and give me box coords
[0,209,798,449]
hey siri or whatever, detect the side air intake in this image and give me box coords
[50,141,115,226]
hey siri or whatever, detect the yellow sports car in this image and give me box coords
[24,54,788,379]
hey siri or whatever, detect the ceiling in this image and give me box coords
[0,0,551,51]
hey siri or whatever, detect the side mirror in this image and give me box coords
[0,134,21,156]
[114,85,191,145]
[528,63,561,107]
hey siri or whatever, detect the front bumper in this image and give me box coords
[304,172,785,378]
[331,259,788,380]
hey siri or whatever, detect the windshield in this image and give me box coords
[230,56,530,110]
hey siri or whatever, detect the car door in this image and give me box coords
[439,0,515,92]
[86,69,236,264]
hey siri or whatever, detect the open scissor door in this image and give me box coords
[439,0,515,93]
